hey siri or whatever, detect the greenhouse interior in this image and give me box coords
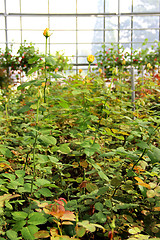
[0,0,160,239]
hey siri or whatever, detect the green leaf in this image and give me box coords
[28,56,40,64]
[13,220,26,232]
[27,66,40,75]
[45,56,56,66]
[111,176,122,187]
[136,141,149,149]
[59,101,69,109]
[21,225,39,240]
[59,144,71,154]
[94,202,103,211]
[76,227,86,237]
[105,199,112,208]
[28,212,47,225]
[35,178,50,187]
[17,105,31,113]
[17,80,37,89]
[0,147,12,158]
[12,211,28,221]
[49,72,62,78]
[6,230,18,240]
[95,212,106,224]
[147,146,160,164]
[38,188,52,197]
[39,135,57,146]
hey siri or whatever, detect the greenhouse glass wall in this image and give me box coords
[0,0,160,71]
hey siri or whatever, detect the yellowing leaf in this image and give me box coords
[134,177,151,189]
[153,207,160,211]
[0,163,14,172]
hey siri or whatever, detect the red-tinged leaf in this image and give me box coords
[60,211,76,221]
[50,227,59,237]
[34,230,50,239]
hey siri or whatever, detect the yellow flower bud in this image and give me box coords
[8,85,12,89]
[43,28,51,38]
[99,68,102,73]
[79,69,83,74]
[54,68,59,72]
[122,59,126,65]
[42,82,45,87]
[87,55,94,63]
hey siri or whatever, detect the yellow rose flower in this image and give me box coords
[54,68,59,72]
[87,55,94,63]
[79,69,83,74]
[42,82,45,87]
[122,59,126,65]
[147,63,152,69]
[99,68,102,73]
[43,28,51,38]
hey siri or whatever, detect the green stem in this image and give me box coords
[44,37,48,103]
[30,97,40,196]
[30,131,38,196]
[5,102,8,122]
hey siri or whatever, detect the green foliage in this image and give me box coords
[0,55,160,240]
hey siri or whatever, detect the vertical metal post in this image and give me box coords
[131,0,133,52]
[117,0,120,50]
[103,0,105,45]
[20,0,22,44]
[48,0,50,55]
[76,0,78,74]
[131,67,135,112]
[4,0,8,50]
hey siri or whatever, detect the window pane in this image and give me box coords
[6,0,20,13]
[21,0,48,13]
[133,16,159,29]
[8,30,21,43]
[120,0,132,13]
[0,17,5,29]
[78,31,103,43]
[105,0,118,13]
[22,31,44,43]
[105,30,118,42]
[7,17,20,29]
[50,31,76,44]
[0,30,5,42]
[120,17,131,29]
[133,0,159,12]
[49,0,76,13]
[77,0,104,13]
[78,17,103,30]
[50,44,76,56]
[133,29,159,42]
[120,30,131,43]
[0,0,4,12]
[50,17,76,30]
[22,17,48,30]
[105,17,118,29]
[78,44,94,56]
[0,44,6,50]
